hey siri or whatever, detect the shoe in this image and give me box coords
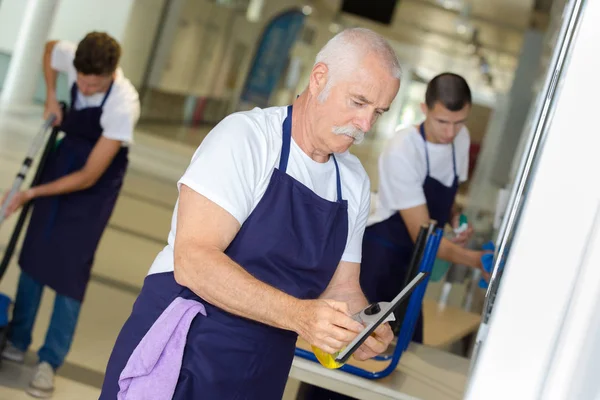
[1,341,25,363]
[26,362,55,398]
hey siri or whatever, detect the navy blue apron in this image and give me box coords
[99,105,349,399]
[360,123,458,343]
[18,82,129,302]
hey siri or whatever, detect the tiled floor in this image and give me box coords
[0,106,400,399]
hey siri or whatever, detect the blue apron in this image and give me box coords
[360,123,458,343]
[18,82,129,302]
[99,105,349,399]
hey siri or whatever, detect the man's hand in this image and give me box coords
[467,249,493,282]
[479,250,494,283]
[294,299,364,354]
[352,322,394,361]
[311,259,395,360]
[450,214,474,247]
[44,97,63,126]
[450,225,473,247]
[1,190,34,218]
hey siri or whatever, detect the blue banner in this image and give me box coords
[240,9,305,108]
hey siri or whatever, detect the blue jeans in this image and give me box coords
[8,271,81,370]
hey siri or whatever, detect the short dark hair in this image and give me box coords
[73,32,121,76]
[425,73,471,111]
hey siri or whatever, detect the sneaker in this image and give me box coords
[1,341,25,363]
[26,362,55,398]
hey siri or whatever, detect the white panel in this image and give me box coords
[465,0,600,398]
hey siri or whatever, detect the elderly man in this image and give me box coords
[99,27,401,399]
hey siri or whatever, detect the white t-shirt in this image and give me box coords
[368,125,470,225]
[51,41,140,144]
[148,106,371,275]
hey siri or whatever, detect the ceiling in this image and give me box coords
[306,0,555,100]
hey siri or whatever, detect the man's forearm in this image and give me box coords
[29,170,92,200]
[438,237,481,269]
[174,245,302,332]
[43,41,58,102]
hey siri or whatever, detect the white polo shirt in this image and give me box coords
[51,41,140,145]
[149,106,372,275]
[369,125,470,225]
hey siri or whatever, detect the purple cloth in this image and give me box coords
[117,296,206,399]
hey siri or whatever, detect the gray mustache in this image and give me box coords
[332,125,365,144]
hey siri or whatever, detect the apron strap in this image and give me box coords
[70,83,78,110]
[279,105,293,172]
[419,124,431,176]
[332,155,343,202]
[100,81,115,108]
[419,123,458,179]
[451,140,457,178]
[280,105,343,202]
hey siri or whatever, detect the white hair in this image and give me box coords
[314,28,401,102]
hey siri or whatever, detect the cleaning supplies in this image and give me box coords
[454,214,469,235]
[430,214,468,282]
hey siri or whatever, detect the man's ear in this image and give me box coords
[309,62,329,98]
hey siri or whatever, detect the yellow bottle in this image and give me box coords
[312,346,345,369]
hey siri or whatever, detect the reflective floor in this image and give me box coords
[0,106,396,399]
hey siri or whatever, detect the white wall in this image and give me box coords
[0,0,135,54]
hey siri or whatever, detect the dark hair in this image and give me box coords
[425,73,471,111]
[73,32,121,76]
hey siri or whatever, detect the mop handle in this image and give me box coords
[0,114,57,224]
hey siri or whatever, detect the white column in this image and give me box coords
[0,0,60,108]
